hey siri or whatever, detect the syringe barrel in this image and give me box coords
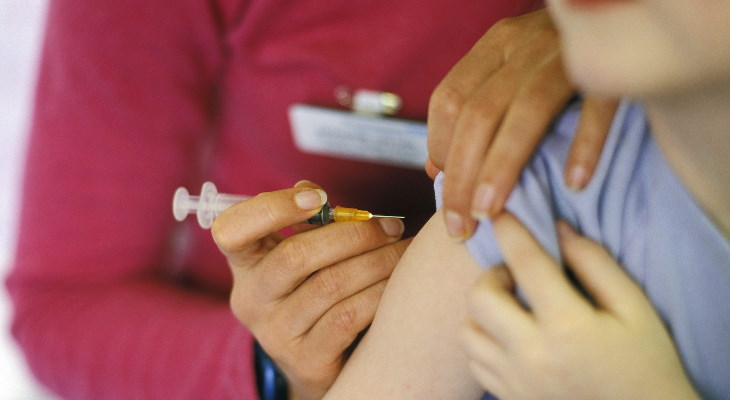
[211,193,250,214]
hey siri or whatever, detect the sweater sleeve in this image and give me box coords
[5,0,258,398]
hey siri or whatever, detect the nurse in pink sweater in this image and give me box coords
[7,1,613,399]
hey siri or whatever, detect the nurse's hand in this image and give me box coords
[426,8,618,239]
[461,214,699,400]
[212,181,407,400]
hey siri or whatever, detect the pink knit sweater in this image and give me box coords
[7,0,541,398]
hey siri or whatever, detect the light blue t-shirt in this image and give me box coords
[435,100,730,399]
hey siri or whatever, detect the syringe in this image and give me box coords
[305,203,404,225]
[173,181,404,229]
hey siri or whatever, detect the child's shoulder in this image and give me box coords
[460,99,654,268]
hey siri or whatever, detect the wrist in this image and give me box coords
[254,341,289,400]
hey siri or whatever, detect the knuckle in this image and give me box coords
[534,22,560,45]
[360,247,399,278]
[487,16,519,39]
[340,222,376,248]
[488,13,556,46]
[430,83,466,121]
[459,98,500,134]
[460,96,489,119]
[273,237,309,272]
[516,79,566,114]
[260,240,306,286]
[332,302,361,334]
[312,267,347,300]
[483,15,530,47]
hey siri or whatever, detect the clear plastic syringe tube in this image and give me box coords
[173,182,405,229]
[172,181,250,229]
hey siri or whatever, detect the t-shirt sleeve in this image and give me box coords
[435,171,562,268]
[433,99,644,272]
[434,153,567,271]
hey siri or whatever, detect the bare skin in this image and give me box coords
[324,209,484,399]
[327,1,730,397]
[216,9,619,398]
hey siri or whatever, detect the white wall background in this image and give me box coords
[0,0,58,398]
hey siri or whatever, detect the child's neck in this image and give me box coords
[645,83,730,238]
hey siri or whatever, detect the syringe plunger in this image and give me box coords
[172,182,249,229]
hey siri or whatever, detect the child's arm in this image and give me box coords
[323,209,485,399]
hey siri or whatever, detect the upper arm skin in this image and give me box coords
[324,209,485,399]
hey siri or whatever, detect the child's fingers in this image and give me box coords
[467,265,534,345]
[468,359,510,399]
[492,213,584,318]
[461,319,510,399]
[556,221,650,316]
[461,320,505,368]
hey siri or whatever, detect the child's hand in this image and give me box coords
[461,214,700,400]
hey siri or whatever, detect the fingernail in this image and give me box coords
[294,180,312,188]
[378,218,404,238]
[471,183,495,220]
[566,166,587,191]
[445,210,466,241]
[295,189,327,210]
